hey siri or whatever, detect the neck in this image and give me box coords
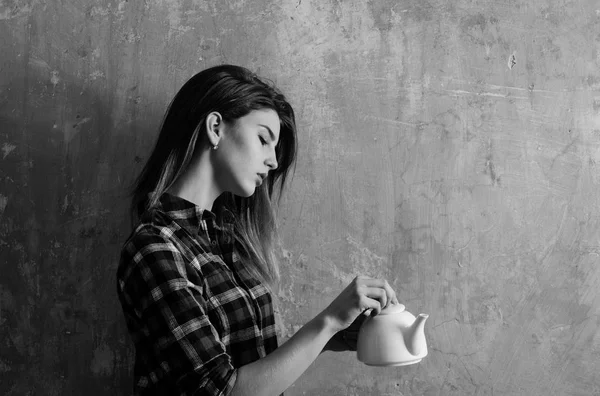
[167,151,221,210]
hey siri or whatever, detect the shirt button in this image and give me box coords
[211,240,217,246]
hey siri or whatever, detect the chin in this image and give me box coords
[234,184,257,198]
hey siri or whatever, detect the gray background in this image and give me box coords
[1,0,599,395]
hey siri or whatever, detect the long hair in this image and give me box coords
[130,64,297,285]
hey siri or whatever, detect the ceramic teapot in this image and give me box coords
[356,303,429,366]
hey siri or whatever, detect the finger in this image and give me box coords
[379,280,396,308]
[353,274,372,285]
[357,277,384,287]
[365,287,387,311]
[383,281,399,307]
[361,278,398,308]
[359,295,382,316]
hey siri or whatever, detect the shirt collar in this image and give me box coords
[153,193,235,235]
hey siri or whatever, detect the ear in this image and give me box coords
[204,111,223,147]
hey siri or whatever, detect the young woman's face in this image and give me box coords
[215,108,281,197]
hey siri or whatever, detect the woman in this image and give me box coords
[117,64,399,396]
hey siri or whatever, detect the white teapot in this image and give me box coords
[356,303,429,366]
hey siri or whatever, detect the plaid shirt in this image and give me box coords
[117,193,278,395]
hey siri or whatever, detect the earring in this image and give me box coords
[212,144,218,150]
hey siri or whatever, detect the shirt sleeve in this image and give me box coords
[118,228,237,396]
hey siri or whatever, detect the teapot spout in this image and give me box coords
[406,313,429,356]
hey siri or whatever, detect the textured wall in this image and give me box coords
[1,0,600,395]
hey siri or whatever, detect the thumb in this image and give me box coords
[362,297,382,316]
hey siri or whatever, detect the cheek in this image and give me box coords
[219,136,260,178]
[242,140,261,163]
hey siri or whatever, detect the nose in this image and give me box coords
[266,147,278,170]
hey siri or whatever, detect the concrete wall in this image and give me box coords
[1,0,599,395]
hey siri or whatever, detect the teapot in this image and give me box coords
[356,303,429,366]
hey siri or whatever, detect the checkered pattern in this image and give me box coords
[117,193,278,395]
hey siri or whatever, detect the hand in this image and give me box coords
[320,275,399,335]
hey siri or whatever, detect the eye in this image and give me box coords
[259,136,267,146]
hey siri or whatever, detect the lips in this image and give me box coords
[256,173,267,185]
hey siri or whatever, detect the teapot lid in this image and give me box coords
[379,303,405,315]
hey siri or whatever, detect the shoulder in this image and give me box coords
[118,222,187,284]
[121,205,198,261]
[122,222,177,258]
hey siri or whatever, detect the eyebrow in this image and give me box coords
[259,124,278,144]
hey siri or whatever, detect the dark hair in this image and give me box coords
[131,64,297,285]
